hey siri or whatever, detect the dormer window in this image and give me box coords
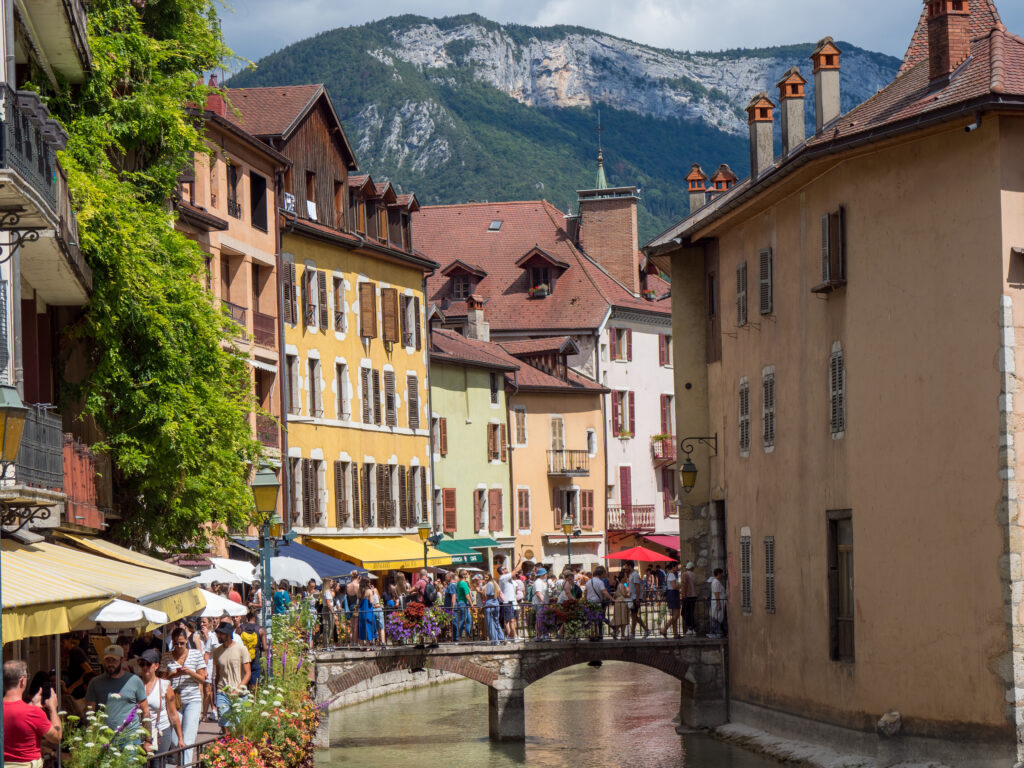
[452,275,472,300]
[530,267,550,291]
[441,259,487,301]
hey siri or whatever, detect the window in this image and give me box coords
[487,423,501,462]
[660,394,674,435]
[361,367,372,424]
[736,261,747,326]
[514,407,527,446]
[488,488,503,532]
[658,334,672,366]
[437,417,448,456]
[758,248,773,315]
[816,206,847,290]
[398,466,412,528]
[333,277,347,332]
[473,489,485,532]
[619,466,632,509]
[762,367,775,450]
[400,295,415,347]
[740,534,752,615]
[452,275,471,300]
[554,488,579,527]
[530,266,551,290]
[307,359,322,417]
[300,268,316,327]
[550,416,565,451]
[517,488,530,530]
[351,463,367,528]
[376,464,394,527]
[828,512,854,661]
[372,369,382,425]
[283,263,297,326]
[336,362,350,421]
[305,171,317,220]
[334,181,345,228]
[765,536,776,614]
[402,212,412,252]
[381,287,400,344]
[227,164,240,218]
[359,282,377,338]
[384,370,397,426]
[376,204,388,242]
[203,256,212,291]
[442,488,457,533]
[407,374,420,430]
[250,171,268,231]
[289,458,300,526]
[300,458,323,528]
[610,391,635,437]
[738,377,750,455]
[586,429,597,456]
[356,198,366,234]
[609,328,632,361]
[489,372,499,404]
[580,489,594,529]
[286,355,300,415]
[707,272,718,317]
[830,343,845,437]
[333,461,350,527]
[661,467,676,518]
[488,220,503,231]
[316,270,328,331]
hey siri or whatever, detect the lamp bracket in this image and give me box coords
[679,434,718,458]
[0,501,54,533]
[0,211,44,264]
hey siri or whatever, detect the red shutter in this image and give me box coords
[609,328,618,360]
[611,391,621,434]
[659,334,667,365]
[628,391,636,436]
[626,329,633,361]
[619,466,632,511]
[489,488,502,532]
[500,424,508,462]
[474,490,483,531]
[440,418,448,456]
[443,488,457,533]
[660,394,669,434]
[581,490,594,529]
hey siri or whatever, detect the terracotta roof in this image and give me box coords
[498,337,578,356]
[512,365,607,394]
[224,85,323,137]
[440,259,487,278]
[900,0,1002,76]
[349,173,373,189]
[415,200,668,334]
[430,329,520,371]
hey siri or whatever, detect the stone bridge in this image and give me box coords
[313,638,727,744]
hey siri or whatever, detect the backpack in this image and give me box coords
[239,624,259,660]
[524,582,535,604]
[572,583,583,600]
[422,581,437,606]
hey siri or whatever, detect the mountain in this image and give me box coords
[227,14,901,242]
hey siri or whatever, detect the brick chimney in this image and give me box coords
[465,294,490,341]
[777,67,807,156]
[577,186,641,294]
[810,37,842,133]
[206,73,226,118]
[686,164,708,214]
[746,93,775,179]
[926,0,971,82]
[707,164,738,202]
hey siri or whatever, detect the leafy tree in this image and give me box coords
[48,0,261,549]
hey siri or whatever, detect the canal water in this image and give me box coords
[320,661,782,767]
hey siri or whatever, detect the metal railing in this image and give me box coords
[547,449,590,476]
[252,310,276,347]
[223,300,247,332]
[651,435,676,465]
[256,413,279,448]
[13,405,63,490]
[147,735,218,767]
[227,198,242,219]
[56,164,92,291]
[0,86,58,211]
[607,504,656,531]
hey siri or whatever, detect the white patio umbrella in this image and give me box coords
[196,588,247,618]
[209,557,256,583]
[191,566,245,585]
[260,556,320,587]
[74,599,169,631]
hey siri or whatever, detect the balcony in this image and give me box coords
[547,449,590,477]
[651,435,676,467]
[0,406,65,523]
[24,0,92,84]
[607,504,656,531]
[256,413,279,448]
[253,311,276,348]
[0,88,58,217]
[227,199,242,219]
[223,300,247,336]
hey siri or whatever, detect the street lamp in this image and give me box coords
[678,434,718,493]
[251,464,280,678]
[417,520,443,570]
[561,512,575,569]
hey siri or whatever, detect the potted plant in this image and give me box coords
[641,288,658,300]
[529,284,550,298]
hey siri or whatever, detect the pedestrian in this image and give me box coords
[498,561,522,641]
[60,634,93,719]
[371,581,385,646]
[393,572,410,609]
[532,568,549,639]
[272,580,291,615]
[454,569,472,642]
[584,566,616,639]
[411,569,430,604]
[85,645,150,749]
[3,659,62,766]
[661,562,682,638]
[238,612,263,688]
[346,574,360,642]
[612,573,631,635]
[247,579,263,616]
[320,579,338,646]
[680,562,698,636]
[211,621,251,730]
[191,617,216,722]
[138,649,183,755]
[709,568,727,638]
[556,571,575,604]
[162,627,205,765]
[482,572,506,645]
[625,562,650,638]
[357,578,377,649]
[443,571,457,609]
[226,581,243,604]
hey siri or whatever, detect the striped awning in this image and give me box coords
[56,533,193,577]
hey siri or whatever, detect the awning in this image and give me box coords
[2,548,115,643]
[434,540,484,565]
[247,358,278,374]
[56,533,194,577]
[233,539,362,579]
[644,534,681,550]
[305,536,452,570]
[1,541,205,623]
[458,537,502,549]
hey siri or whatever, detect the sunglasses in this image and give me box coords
[138,661,154,668]
[174,641,188,647]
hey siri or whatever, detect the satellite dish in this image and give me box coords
[524,549,535,560]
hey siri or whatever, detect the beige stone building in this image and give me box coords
[646,1,1024,764]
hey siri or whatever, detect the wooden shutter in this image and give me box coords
[763,370,775,447]
[398,465,409,527]
[381,287,400,343]
[384,370,396,426]
[739,379,751,452]
[658,334,667,365]
[611,391,621,434]
[828,208,846,282]
[474,490,483,531]
[837,206,846,281]
[414,296,422,349]
[489,488,503,532]
[831,348,845,434]
[619,466,632,510]
[400,295,409,345]
[759,248,773,315]
[626,329,633,361]
[487,424,496,461]
[439,418,448,456]
[408,375,420,429]
[820,214,831,282]
[376,464,388,526]
[372,369,382,424]
[443,488,457,533]
[609,328,618,360]
[500,424,508,461]
[352,462,362,527]
[361,368,371,423]
[581,490,594,529]
[662,467,674,518]
[420,470,428,524]
[517,489,529,529]
[359,282,377,338]
[317,270,329,330]
[736,261,747,326]
[334,461,347,527]
[299,269,310,325]
[660,394,670,434]
[301,459,314,527]
[551,417,564,450]
[628,391,636,436]
[283,263,296,325]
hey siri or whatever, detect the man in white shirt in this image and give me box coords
[497,561,522,641]
[626,563,650,639]
[584,565,616,639]
[709,568,727,638]
[532,568,549,639]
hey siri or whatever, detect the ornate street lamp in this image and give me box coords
[678,434,718,494]
[561,512,575,570]
[251,465,280,678]
[417,520,442,570]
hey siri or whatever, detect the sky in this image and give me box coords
[218,0,1024,66]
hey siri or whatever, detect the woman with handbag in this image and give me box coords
[138,649,183,756]
[161,627,205,764]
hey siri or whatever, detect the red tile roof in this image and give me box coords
[900,0,1002,76]
[497,337,577,356]
[415,201,669,334]
[512,365,607,394]
[224,85,323,137]
[430,329,520,371]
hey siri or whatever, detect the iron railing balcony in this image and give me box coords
[2,406,65,517]
[0,86,59,218]
[255,413,279,448]
[223,300,247,336]
[651,435,676,467]
[607,504,656,531]
[252,310,276,348]
[227,199,242,219]
[547,449,590,477]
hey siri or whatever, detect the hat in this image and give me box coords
[102,644,124,660]
[214,621,234,636]
[535,567,547,576]
[685,562,695,570]
[140,649,161,666]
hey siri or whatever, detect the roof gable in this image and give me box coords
[441,259,487,278]
[515,246,570,270]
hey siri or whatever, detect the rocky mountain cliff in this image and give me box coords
[229,15,900,241]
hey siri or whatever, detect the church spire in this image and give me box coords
[595,107,608,189]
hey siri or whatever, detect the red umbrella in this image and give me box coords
[605,546,676,562]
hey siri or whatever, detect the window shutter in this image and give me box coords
[300,269,310,325]
[740,535,752,613]
[581,490,594,529]
[830,347,845,434]
[362,465,372,527]
[372,369,382,425]
[381,287,400,343]
[662,467,674,518]
[352,462,362,527]
[443,488,457,532]
[301,459,314,528]
[500,424,508,461]
[739,262,748,322]
[414,296,422,350]
[551,417,564,450]
[474,489,483,531]
[384,370,396,426]
[361,368,371,423]
[398,466,408,527]
[660,394,670,435]
[821,214,831,282]
[317,270,329,331]
[517,489,529,529]
[759,248,773,315]
[739,378,751,453]
[334,461,347,527]
[837,206,846,281]
[408,376,420,429]
[359,282,377,338]
[628,391,636,436]
[421,470,428,524]
[829,209,845,282]
[619,466,632,510]
[609,328,618,360]
[399,295,409,344]
[487,424,497,461]
[440,418,448,456]
[283,263,296,325]
[407,467,416,526]
[611,392,621,434]
[376,464,388,527]
[489,488,503,532]
[626,329,633,361]
[658,334,666,366]
[763,370,776,448]
[765,536,776,614]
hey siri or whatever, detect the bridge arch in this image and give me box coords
[322,653,499,701]
[519,644,689,687]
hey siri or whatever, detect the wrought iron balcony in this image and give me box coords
[227,199,242,219]
[651,435,677,467]
[547,449,590,477]
[256,413,279,448]
[252,311,276,348]
[4,405,64,495]
[0,87,59,216]
[607,504,655,531]
[223,300,247,336]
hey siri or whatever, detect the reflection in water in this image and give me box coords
[322,661,782,768]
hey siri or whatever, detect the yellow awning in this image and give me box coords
[304,536,452,570]
[56,533,193,577]
[0,541,205,623]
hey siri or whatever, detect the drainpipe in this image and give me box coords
[595,307,610,560]
[424,276,437,532]
[273,194,291,532]
[12,246,22,398]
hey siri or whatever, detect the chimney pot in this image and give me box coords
[707,164,738,202]
[465,294,489,341]
[926,0,971,82]
[746,93,776,179]
[810,37,842,133]
[777,66,807,156]
[205,73,226,118]
[686,163,708,214]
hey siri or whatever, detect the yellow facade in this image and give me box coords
[281,227,433,540]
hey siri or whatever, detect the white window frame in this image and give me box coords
[336,361,350,421]
[586,428,597,457]
[308,357,323,418]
